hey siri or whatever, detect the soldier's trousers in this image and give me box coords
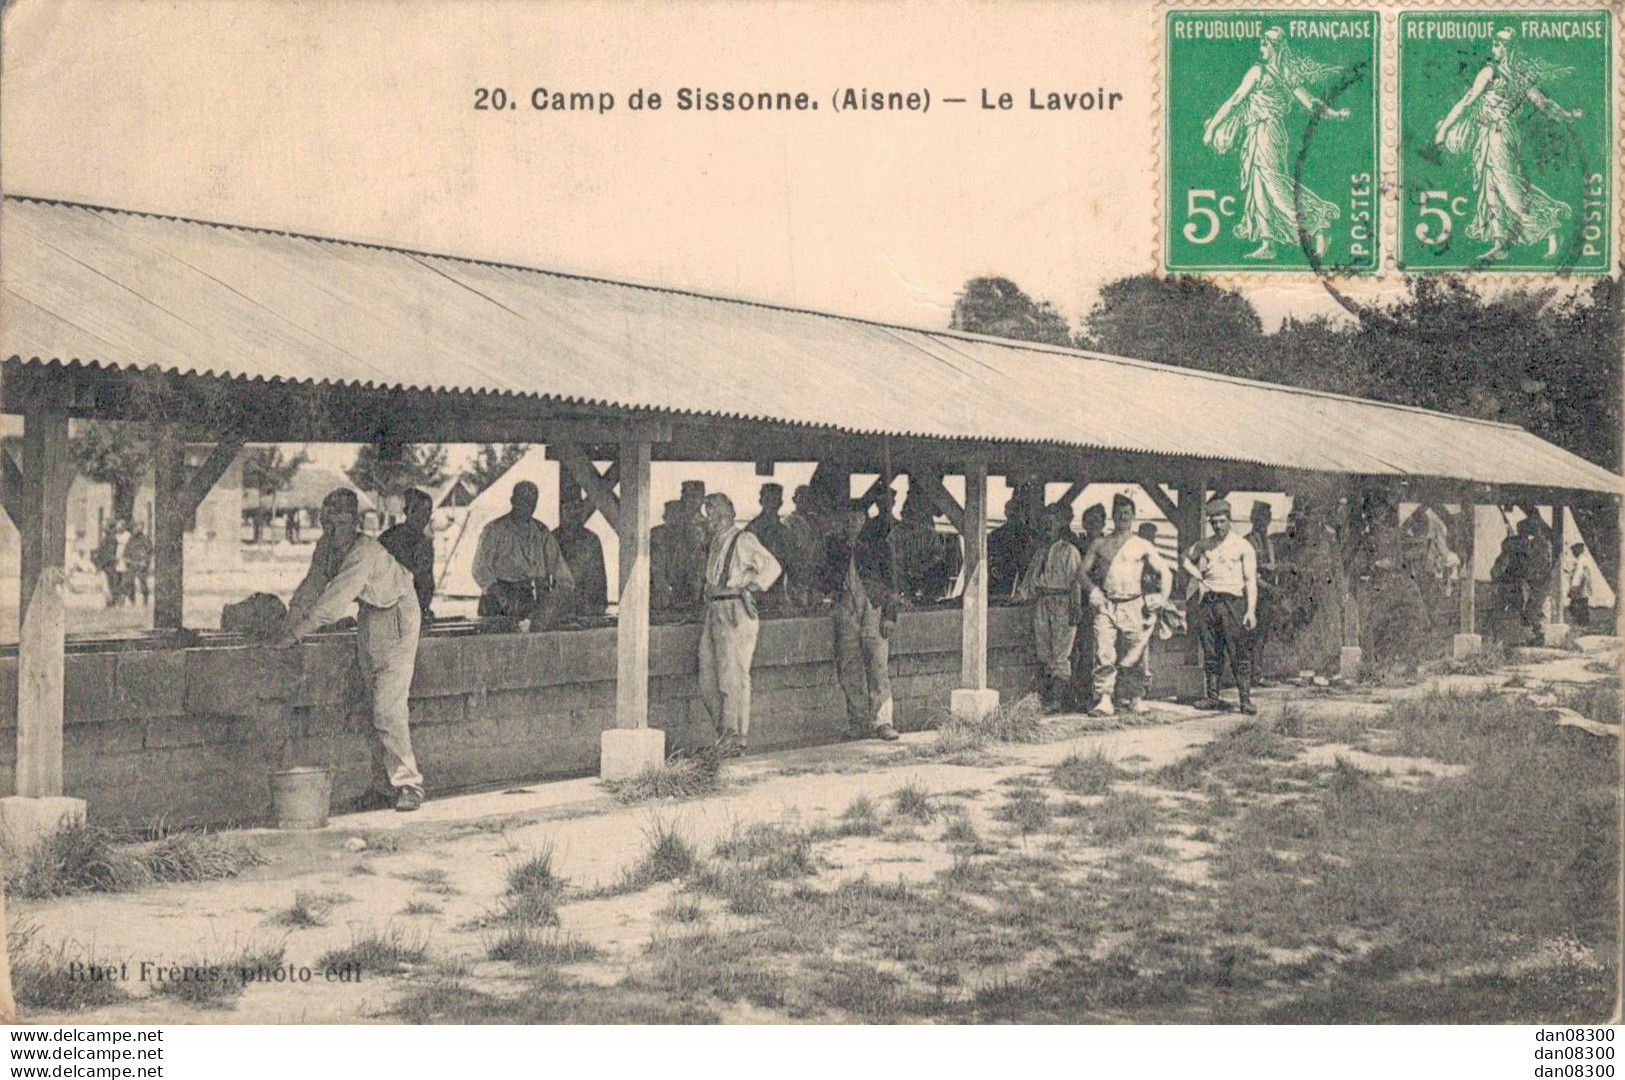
[699,598,759,739]
[357,598,424,790]
[1033,595,1078,680]
[834,592,893,732]
[1093,596,1153,703]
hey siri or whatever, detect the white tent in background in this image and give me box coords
[437,447,818,603]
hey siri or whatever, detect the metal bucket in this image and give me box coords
[269,766,334,829]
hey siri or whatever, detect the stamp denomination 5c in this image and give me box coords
[1398,10,1612,274]
[1164,9,1380,274]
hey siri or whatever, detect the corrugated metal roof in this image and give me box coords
[2,196,1617,495]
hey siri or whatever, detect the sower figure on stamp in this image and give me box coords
[824,502,901,742]
[1184,498,1259,716]
[698,493,782,757]
[1202,26,1348,261]
[1013,502,1086,714]
[1081,494,1173,717]
[280,489,426,812]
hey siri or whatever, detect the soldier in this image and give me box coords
[1081,494,1173,716]
[698,493,782,755]
[1014,503,1086,713]
[470,481,576,627]
[555,495,608,618]
[1184,498,1259,714]
[280,489,426,811]
[824,503,901,740]
[747,482,795,612]
[379,487,436,622]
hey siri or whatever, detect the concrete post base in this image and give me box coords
[950,688,1001,723]
[600,728,666,782]
[1541,623,1569,649]
[1450,633,1483,662]
[0,796,87,855]
[1338,646,1363,681]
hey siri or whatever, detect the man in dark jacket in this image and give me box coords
[823,503,901,741]
[379,487,436,622]
[555,495,608,617]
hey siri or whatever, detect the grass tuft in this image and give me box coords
[996,787,1052,838]
[927,693,1045,756]
[149,942,286,1010]
[399,900,442,917]
[8,925,131,1014]
[838,794,882,836]
[1082,792,1160,845]
[394,867,461,896]
[271,890,352,928]
[316,924,429,975]
[1051,746,1127,795]
[485,927,603,966]
[606,751,722,804]
[890,781,936,822]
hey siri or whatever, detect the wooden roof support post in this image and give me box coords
[1453,493,1483,660]
[1544,504,1570,647]
[1174,483,1204,668]
[950,460,999,722]
[14,403,69,799]
[601,437,663,780]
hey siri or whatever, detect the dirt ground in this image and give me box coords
[11,636,1620,1025]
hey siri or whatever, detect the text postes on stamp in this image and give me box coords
[1398,10,1611,275]
[1164,9,1380,275]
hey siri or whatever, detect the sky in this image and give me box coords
[0,0,1438,338]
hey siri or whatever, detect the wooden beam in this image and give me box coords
[853,475,888,512]
[0,446,24,530]
[1137,479,1179,523]
[615,439,653,729]
[1460,500,1478,635]
[960,462,990,690]
[909,467,965,534]
[1054,479,1087,510]
[182,438,244,526]
[152,429,187,630]
[17,405,69,798]
[553,441,621,533]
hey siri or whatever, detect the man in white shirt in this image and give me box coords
[1080,494,1173,717]
[280,488,426,811]
[1565,542,1599,630]
[1183,498,1259,715]
[471,481,576,627]
[698,493,783,756]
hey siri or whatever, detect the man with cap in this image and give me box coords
[698,492,783,755]
[471,480,576,626]
[989,488,1041,600]
[747,482,795,612]
[1013,502,1086,713]
[1080,493,1174,716]
[280,489,426,811]
[823,502,901,740]
[649,500,688,614]
[1183,497,1259,714]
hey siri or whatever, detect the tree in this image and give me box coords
[71,421,150,524]
[950,276,1074,347]
[464,443,527,496]
[346,443,450,503]
[1081,274,1266,376]
[242,445,311,499]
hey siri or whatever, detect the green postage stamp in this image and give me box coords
[1164,10,1380,274]
[1398,10,1612,273]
